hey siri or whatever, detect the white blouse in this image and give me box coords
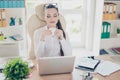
[34,26,72,58]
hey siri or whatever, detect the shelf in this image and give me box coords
[101,37,120,49]
[0,38,23,44]
[0,25,23,29]
[101,34,120,40]
[101,37,120,40]
[103,19,120,22]
[105,0,120,1]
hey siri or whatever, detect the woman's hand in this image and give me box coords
[55,29,64,40]
[40,30,52,41]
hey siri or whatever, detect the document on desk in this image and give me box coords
[95,61,120,76]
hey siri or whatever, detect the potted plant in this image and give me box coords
[2,58,30,80]
[117,28,120,37]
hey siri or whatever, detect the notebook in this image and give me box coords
[76,57,100,71]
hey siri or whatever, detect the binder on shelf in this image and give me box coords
[0,9,2,27]
[103,4,107,20]
[20,0,25,8]
[106,3,109,20]
[0,19,2,27]
[16,0,20,8]
[108,3,113,20]
[101,21,111,39]
[0,0,4,8]
[4,0,9,8]
[0,0,1,8]
[12,0,17,8]
[112,3,116,19]
[8,0,13,8]
[0,9,2,19]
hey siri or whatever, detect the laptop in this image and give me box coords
[38,56,75,75]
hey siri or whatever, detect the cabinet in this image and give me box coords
[0,1,27,58]
[100,0,120,50]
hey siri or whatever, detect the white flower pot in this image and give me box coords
[117,34,120,37]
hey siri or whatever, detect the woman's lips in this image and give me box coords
[50,21,55,23]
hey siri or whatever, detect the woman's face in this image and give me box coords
[45,8,59,28]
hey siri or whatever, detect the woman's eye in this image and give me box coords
[54,16,57,17]
[47,16,50,18]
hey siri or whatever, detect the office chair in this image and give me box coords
[27,4,66,59]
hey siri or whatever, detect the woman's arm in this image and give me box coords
[60,33,72,56]
[34,29,45,58]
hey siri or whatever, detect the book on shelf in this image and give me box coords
[112,47,120,55]
[104,48,118,55]
[100,49,108,55]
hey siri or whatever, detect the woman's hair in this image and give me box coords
[44,3,66,56]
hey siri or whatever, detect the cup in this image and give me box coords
[49,27,56,36]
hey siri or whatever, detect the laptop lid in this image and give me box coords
[38,56,75,75]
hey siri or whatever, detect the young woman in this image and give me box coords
[34,3,72,58]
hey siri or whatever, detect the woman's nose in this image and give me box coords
[50,17,54,20]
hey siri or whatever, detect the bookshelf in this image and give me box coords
[100,0,120,55]
[0,0,27,57]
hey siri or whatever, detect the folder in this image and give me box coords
[76,57,100,71]
[0,0,2,8]
[4,0,9,8]
[0,19,2,27]
[20,0,25,8]
[112,3,116,19]
[0,9,2,19]
[103,4,106,20]
[13,0,17,8]
[2,19,7,27]
[16,0,21,8]
[0,0,4,8]
[108,4,113,20]
[8,0,13,8]
[103,3,109,20]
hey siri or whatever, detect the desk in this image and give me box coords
[29,55,120,80]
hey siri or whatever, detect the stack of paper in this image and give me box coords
[95,61,120,76]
